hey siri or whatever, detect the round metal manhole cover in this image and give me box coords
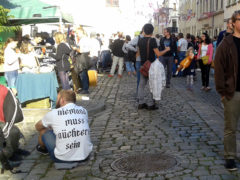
[111,153,178,173]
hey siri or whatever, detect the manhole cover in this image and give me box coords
[111,153,178,173]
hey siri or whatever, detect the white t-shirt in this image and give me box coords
[4,46,20,72]
[20,52,38,73]
[42,103,93,161]
[178,38,188,52]
[201,44,208,57]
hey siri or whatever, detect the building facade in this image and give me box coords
[178,0,240,38]
[153,0,179,35]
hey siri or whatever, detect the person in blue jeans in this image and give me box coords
[35,90,93,163]
[122,35,136,76]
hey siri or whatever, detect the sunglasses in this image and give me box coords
[236,18,240,21]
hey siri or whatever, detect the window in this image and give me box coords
[172,19,177,27]
[106,0,119,7]
[206,0,208,12]
[216,0,218,10]
[221,0,223,8]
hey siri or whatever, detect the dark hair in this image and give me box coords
[125,35,131,41]
[186,33,191,39]
[164,27,171,34]
[190,35,195,42]
[202,33,211,44]
[143,23,154,35]
[155,34,160,39]
[178,33,184,38]
[232,10,240,23]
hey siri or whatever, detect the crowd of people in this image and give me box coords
[1,9,240,173]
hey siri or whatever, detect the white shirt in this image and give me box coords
[89,38,100,57]
[201,44,208,57]
[42,103,93,161]
[4,46,20,72]
[20,52,38,73]
[76,37,91,53]
[178,38,188,52]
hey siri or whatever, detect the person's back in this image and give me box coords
[36,90,92,164]
[111,38,125,57]
[42,103,92,161]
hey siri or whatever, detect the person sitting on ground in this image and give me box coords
[0,85,30,171]
[35,90,93,165]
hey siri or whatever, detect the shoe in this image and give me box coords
[205,87,212,91]
[224,159,238,171]
[108,74,113,77]
[201,86,205,90]
[118,74,122,78]
[166,84,170,88]
[147,105,159,110]
[138,103,148,109]
[15,149,30,156]
[36,144,48,155]
[78,90,89,94]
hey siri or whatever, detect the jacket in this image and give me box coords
[197,43,213,64]
[159,37,178,59]
[49,42,71,72]
[110,39,125,57]
[214,34,238,100]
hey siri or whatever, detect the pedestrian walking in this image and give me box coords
[214,10,240,171]
[159,28,178,88]
[122,35,136,76]
[177,33,188,76]
[108,33,125,78]
[217,18,233,47]
[137,23,169,110]
[197,33,213,91]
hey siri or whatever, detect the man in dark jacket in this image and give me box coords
[214,10,240,171]
[159,28,178,88]
[216,18,233,47]
[108,33,125,78]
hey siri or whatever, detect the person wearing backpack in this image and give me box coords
[108,33,125,78]
[122,35,136,76]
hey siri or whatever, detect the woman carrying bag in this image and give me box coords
[197,33,213,91]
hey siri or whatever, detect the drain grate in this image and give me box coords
[111,153,178,173]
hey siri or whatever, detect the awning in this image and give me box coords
[0,0,73,25]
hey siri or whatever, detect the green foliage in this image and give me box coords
[0,5,20,33]
[0,42,4,64]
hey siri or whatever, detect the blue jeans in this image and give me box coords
[58,71,70,90]
[100,50,112,69]
[136,61,141,93]
[79,70,89,91]
[125,61,135,73]
[5,70,18,88]
[42,130,72,163]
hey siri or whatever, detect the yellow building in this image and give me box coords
[178,0,240,38]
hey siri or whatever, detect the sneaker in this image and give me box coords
[36,145,48,155]
[147,105,159,110]
[138,103,148,110]
[108,74,113,77]
[118,74,122,78]
[78,90,89,94]
[205,87,212,91]
[225,159,238,171]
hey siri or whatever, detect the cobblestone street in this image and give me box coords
[1,72,240,180]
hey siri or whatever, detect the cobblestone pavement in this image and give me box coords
[1,72,240,180]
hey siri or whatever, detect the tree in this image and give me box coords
[0,5,19,32]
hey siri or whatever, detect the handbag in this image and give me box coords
[140,38,151,77]
[201,55,209,65]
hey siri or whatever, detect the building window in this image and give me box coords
[106,0,119,7]
[172,19,177,27]
[221,0,223,8]
[216,0,218,10]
